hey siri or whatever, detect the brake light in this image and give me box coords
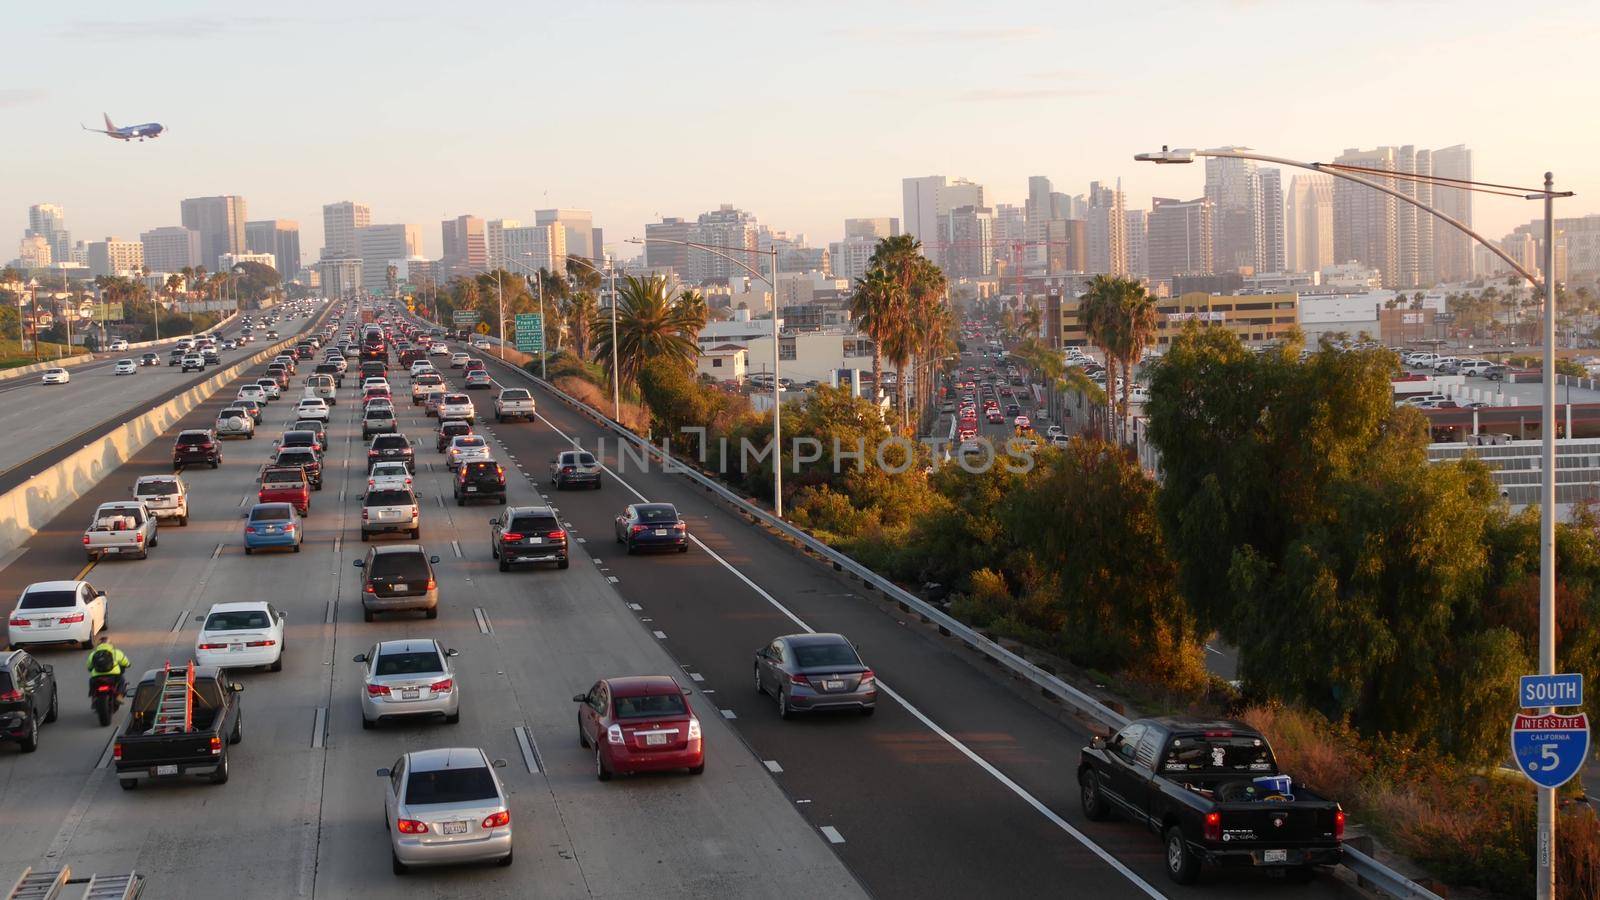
[1203,811,1222,842]
[546,530,565,541]
[113,742,122,761]
[366,684,390,696]
[687,717,702,741]
[562,466,574,474]
[283,524,294,533]
[673,522,686,531]
[364,582,375,593]
[201,442,214,450]
[135,533,144,543]
[396,819,428,834]
[245,640,276,647]
[7,617,27,627]
[501,533,523,542]
[607,723,625,745]
[631,525,647,534]
[245,526,256,534]
[858,669,876,688]
[425,578,435,591]
[1203,730,1234,738]
[198,643,227,649]
[94,683,114,694]
[481,811,510,829]
[0,689,21,703]
[362,508,369,520]
[209,736,222,755]
[58,612,85,624]
[81,535,90,545]
[1334,810,1346,841]
[789,673,810,686]
[429,678,453,692]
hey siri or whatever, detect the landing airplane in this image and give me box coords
[81,113,164,142]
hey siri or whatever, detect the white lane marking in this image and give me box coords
[764,760,783,773]
[436,495,445,509]
[719,708,737,719]
[170,609,189,633]
[532,404,1167,900]
[96,733,117,770]
[333,537,341,554]
[237,496,247,507]
[626,603,642,611]
[689,672,704,682]
[1204,644,1223,655]
[514,726,541,774]
[652,630,666,639]
[575,537,587,544]
[324,600,336,624]
[820,826,846,844]
[451,540,463,558]
[591,558,602,565]
[607,575,619,584]
[211,543,223,559]
[474,608,492,634]
[339,488,346,502]
[312,707,327,748]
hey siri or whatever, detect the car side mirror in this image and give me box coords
[445,648,459,657]
[353,654,367,663]
[376,767,390,777]
[489,518,499,526]
[681,686,693,696]
[42,664,52,675]
[98,591,107,598]
[571,694,587,703]
[1090,736,1106,750]
[240,512,249,519]
[193,614,204,622]
[352,559,365,568]
[230,683,244,693]
[492,758,508,768]
[429,556,440,564]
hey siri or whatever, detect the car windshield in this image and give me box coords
[373,436,408,449]
[205,610,271,630]
[177,432,209,444]
[614,692,689,719]
[792,642,861,669]
[278,450,315,465]
[637,506,678,523]
[1160,734,1277,775]
[262,470,303,486]
[19,589,77,609]
[137,478,180,496]
[371,463,408,476]
[375,651,443,676]
[405,766,498,805]
[564,452,596,466]
[366,410,394,421]
[252,505,292,520]
[445,394,468,404]
[283,432,315,444]
[442,425,470,436]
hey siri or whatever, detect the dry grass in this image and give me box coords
[554,376,649,432]
[1240,704,1371,802]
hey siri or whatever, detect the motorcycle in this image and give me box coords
[89,674,123,726]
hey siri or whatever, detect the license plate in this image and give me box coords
[229,644,244,652]
[156,765,178,776]
[401,688,419,700]
[393,583,408,591]
[824,679,845,690]
[654,529,668,536]
[104,547,119,554]
[466,486,477,492]
[644,733,668,746]
[441,821,468,835]
[529,537,542,544]
[1264,850,1288,864]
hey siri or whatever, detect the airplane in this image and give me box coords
[81,113,164,142]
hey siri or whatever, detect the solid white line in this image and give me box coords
[820,825,845,844]
[333,537,341,554]
[95,733,117,770]
[312,707,327,748]
[451,540,462,558]
[212,543,223,559]
[474,608,491,634]
[514,726,540,774]
[532,403,1167,899]
[607,575,619,584]
[170,609,189,633]
[764,760,783,773]
[720,708,737,719]
[652,630,666,639]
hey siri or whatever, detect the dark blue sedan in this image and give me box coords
[614,503,688,554]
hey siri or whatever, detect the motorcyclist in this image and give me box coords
[86,635,131,702]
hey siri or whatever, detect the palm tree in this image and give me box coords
[1020,299,1042,340]
[589,275,702,388]
[564,291,598,359]
[850,268,897,403]
[1080,275,1158,446]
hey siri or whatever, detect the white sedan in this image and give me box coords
[8,580,107,649]
[41,368,70,385]
[113,359,137,375]
[296,397,331,422]
[429,344,452,357]
[367,461,414,492]
[194,601,286,672]
[237,384,268,404]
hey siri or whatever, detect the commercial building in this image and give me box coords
[218,250,275,272]
[1146,197,1213,279]
[1043,218,1087,275]
[317,256,363,301]
[244,219,300,279]
[502,224,566,275]
[742,329,877,384]
[441,215,487,278]
[687,205,759,284]
[940,205,994,279]
[644,217,692,272]
[844,217,899,240]
[902,175,983,269]
[17,234,50,268]
[27,203,71,262]
[1431,145,1475,282]
[829,235,878,285]
[322,201,371,257]
[1055,291,1298,350]
[1395,146,1435,288]
[1258,168,1285,275]
[1331,144,1462,288]
[179,195,247,270]
[355,224,420,293]
[486,219,519,268]
[1205,149,1262,275]
[535,209,596,262]
[1084,181,1126,275]
[86,238,143,277]
[140,226,201,273]
[1287,174,1334,274]
[1124,209,1148,278]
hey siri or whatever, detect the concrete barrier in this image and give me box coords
[0,309,329,557]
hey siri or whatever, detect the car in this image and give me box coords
[490,506,568,571]
[221,339,237,351]
[355,639,460,729]
[362,408,398,439]
[133,474,189,525]
[1005,403,1021,417]
[194,601,287,671]
[471,337,493,350]
[0,650,57,753]
[411,373,445,404]
[409,361,436,378]
[754,633,877,718]
[7,581,107,650]
[40,368,70,385]
[181,354,205,372]
[173,429,222,469]
[82,500,159,561]
[367,434,415,471]
[108,338,130,351]
[368,461,414,492]
[251,378,281,401]
[550,449,602,489]
[445,435,491,470]
[422,390,447,417]
[986,409,1005,424]
[295,397,331,422]
[361,487,421,541]
[237,384,268,405]
[305,373,338,404]
[454,460,506,505]
[614,503,689,554]
[437,393,475,422]
[113,359,136,376]
[364,397,395,415]
[574,675,704,780]
[216,406,256,439]
[464,370,494,390]
[257,467,311,517]
[273,355,298,375]
[277,429,325,458]
[378,746,512,874]
[449,352,469,368]
[234,397,264,423]
[363,387,393,408]
[265,365,291,388]
[272,447,323,490]
[1015,415,1032,430]
[168,348,186,366]
[353,544,440,618]
[139,352,161,367]
[430,344,452,357]
[436,420,473,452]
[363,376,391,393]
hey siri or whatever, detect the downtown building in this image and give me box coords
[1287,174,1335,275]
[902,175,983,269]
[686,205,759,284]
[322,201,371,258]
[86,238,143,277]
[535,209,599,263]
[1332,144,1469,288]
[502,223,566,275]
[140,226,201,273]
[244,219,301,280]
[441,215,487,278]
[27,204,71,263]
[1084,181,1127,276]
[355,224,421,293]
[1146,197,1214,280]
[179,195,247,271]
[939,205,995,280]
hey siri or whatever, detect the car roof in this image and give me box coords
[783,632,851,648]
[24,580,86,592]
[367,543,426,556]
[506,505,556,517]
[1139,716,1257,736]
[405,746,488,774]
[376,638,440,655]
[604,674,684,698]
[205,600,271,613]
[636,503,678,515]
[251,502,296,513]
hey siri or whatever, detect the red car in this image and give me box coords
[574,675,704,780]
[257,466,311,515]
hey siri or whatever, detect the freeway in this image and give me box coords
[0,325,860,898]
[456,340,1366,899]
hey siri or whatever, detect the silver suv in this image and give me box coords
[361,487,420,540]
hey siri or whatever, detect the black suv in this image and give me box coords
[362,408,397,439]
[273,447,323,490]
[278,429,324,458]
[436,420,473,452]
[454,460,506,506]
[353,545,440,621]
[490,506,567,571]
[173,429,222,469]
[367,434,414,471]
[0,650,57,753]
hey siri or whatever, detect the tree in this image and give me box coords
[564,291,598,360]
[1080,275,1157,445]
[589,274,702,390]
[849,269,896,404]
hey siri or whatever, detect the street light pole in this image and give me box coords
[496,268,506,362]
[610,265,620,420]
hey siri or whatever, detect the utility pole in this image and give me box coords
[1537,172,1558,900]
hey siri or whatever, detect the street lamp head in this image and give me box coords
[1134,146,1196,165]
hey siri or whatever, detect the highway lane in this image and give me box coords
[454,347,1365,900]
[0,347,862,898]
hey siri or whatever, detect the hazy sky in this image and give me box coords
[5,0,1598,264]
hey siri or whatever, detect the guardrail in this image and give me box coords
[471,338,1443,900]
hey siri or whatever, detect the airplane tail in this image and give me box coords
[102,112,117,132]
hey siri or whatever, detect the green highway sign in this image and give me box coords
[515,313,544,353]
[451,309,480,326]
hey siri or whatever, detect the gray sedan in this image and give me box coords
[379,747,512,874]
[356,639,460,728]
[754,632,877,718]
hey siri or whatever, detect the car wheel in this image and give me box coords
[45,690,58,723]
[269,651,283,672]
[444,710,460,725]
[292,543,301,553]
[425,607,438,620]
[244,547,253,555]
[178,515,188,526]
[410,528,420,539]
[456,497,464,507]
[594,480,602,490]
[679,544,688,553]
[689,761,705,775]
[119,779,137,790]
[230,715,243,744]
[18,715,38,753]
[1165,827,1200,884]
[578,715,589,748]
[498,556,509,572]
[862,705,876,717]
[150,535,159,548]
[361,716,374,730]
[595,745,612,781]
[626,541,636,556]
[360,532,369,542]
[1081,770,1110,821]
[79,636,93,650]
[363,609,374,622]
[210,753,230,784]
[557,557,569,570]
[754,665,764,696]
[497,849,513,868]
[777,690,791,720]
[391,851,407,876]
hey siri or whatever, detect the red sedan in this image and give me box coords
[574,675,704,780]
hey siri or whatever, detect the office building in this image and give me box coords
[939,205,994,279]
[1125,209,1148,278]
[1287,174,1335,274]
[1431,144,1475,282]
[27,203,71,262]
[902,176,983,268]
[1147,197,1214,279]
[1332,145,1452,288]
[643,217,691,272]
[394,256,440,288]
[179,195,247,271]
[1085,181,1126,276]
[322,201,371,258]
[535,209,595,261]
[1204,150,1262,275]
[317,256,363,301]
[829,236,878,285]
[687,205,760,284]
[844,217,900,240]
[244,219,300,279]
[1045,218,1088,275]
[502,224,566,275]
[441,215,487,278]
[1395,145,1434,288]
[140,226,201,273]
[485,219,519,268]
[218,250,275,272]
[1258,169,1285,275]
[18,234,50,268]
[355,224,420,292]
[1056,291,1297,350]
[86,238,143,277]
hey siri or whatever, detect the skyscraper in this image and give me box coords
[1286,174,1334,274]
[321,201,371,258]
[686,205,759,284]
[244,219,301,279]
[902,176,982,268]
[1257,168,1285,274]
[1085,181,1127,276]
[1395,146,1434,288]
[1431,144,1474,282]
[140,226,201,273]
[355,224,420,292]
[1332,147,1400,286]
[940,205,994,279]
[17,234,50,268]
[644,218,692,271]
[535,210,595,261]
[502,224,566,275]
[844,218,899,240]
[27,204,71,262]
[1045,219,1087,275]
[1147,197,1214,278]
[440,215,487,278]
[486,219,520,268]
[179,195,247,271]
[1204,150,1262,275]
[1124,209,1148,278]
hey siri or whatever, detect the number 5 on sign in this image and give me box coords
[1512,713,1589,789]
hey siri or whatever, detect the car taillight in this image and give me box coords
[58,612,85,624]
[789,673,810,686]
[81,535,90,545]
[481,811,510,829]
[113,742,122,761]
[429,678,453,692]
[631,525,647,534]
[362,508,369,520]
[283,524,294,532]
[687,717,702,741]
[1203,811,1222,842]
[368,450,378,457]
[396,819,428,834]
[135,533,144,543]
[7,617,26,627]
[858,670,876,688]
[245,640,276,647]
[562,466,574,474]
[364,582,375,593]
[201,443,214,450]
[673,522,686,531]
[425,578,435,591]
[501,532,523,542]
[606,724,625,745]
[366,684,390,696]
[209,736,222,754]
[0,689,22,703]
[198,643,227,650]
[1334,810,1346,841]
[546,530,565,541]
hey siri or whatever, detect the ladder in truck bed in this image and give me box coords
[6,867,143,900]
[151,661,195,734]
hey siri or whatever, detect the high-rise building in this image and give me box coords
[502,224,566,275]
[317,257,363,301]
[1204,150,1262,275]
[1085,181,1127,276]
[1124,209,1148,278]
[644,217,692,272]
[1257,169,1285,274]
[687,205,759,284]
[1027,176,1054,226]
[828,236,878,285]
[440,215,487,278]
[1286,174,1334,274]
[244,219,300,279]
[940,205,994,279]
[322,201,371,258]
[27,203,71,262]
[86,238,143,277]
[18,234,50,268]
[179,195,247,271]
[902,176,983,268]
[534,209,595,261]
[140,226,201,273]
[1395,146,1434,288]
[1147,197,1214,279]
[1045,219,1088,275]
[993,204,1027,272]
[1332,147,1401,287]
[485,219,519,268]
[844,218,899,240]
[1431,144,1474,282]
[355,224,420,292]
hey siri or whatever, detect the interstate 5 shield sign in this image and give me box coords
[1511,712,1590,789]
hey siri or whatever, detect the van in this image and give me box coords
[1458,360,1493,377]
[306,374,337,404]
[1409,353,1438,368]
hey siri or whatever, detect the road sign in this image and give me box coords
[515,313,544,353]
[1521,673,1584,708]
[475,322,491,335]
[1512,712,1590,789]
[452,309,479,326]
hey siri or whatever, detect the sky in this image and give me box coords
[5,0,1599,265]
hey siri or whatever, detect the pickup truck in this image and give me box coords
[132,475,189,526]
[1078,717,1344,884]
[493,388,536,423]
[114,664,244,789]
[258,466,311,515]
[82,501,159,561]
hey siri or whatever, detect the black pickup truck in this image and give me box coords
[1078,717,1344,884]
[113,665,244,790]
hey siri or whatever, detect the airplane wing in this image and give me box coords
[81,123,114,135]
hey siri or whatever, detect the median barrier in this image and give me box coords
[0,312,240,384]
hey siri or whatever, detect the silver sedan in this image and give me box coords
[356,639,460,728]
[754,632,877,717]
[379,747,512,874]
